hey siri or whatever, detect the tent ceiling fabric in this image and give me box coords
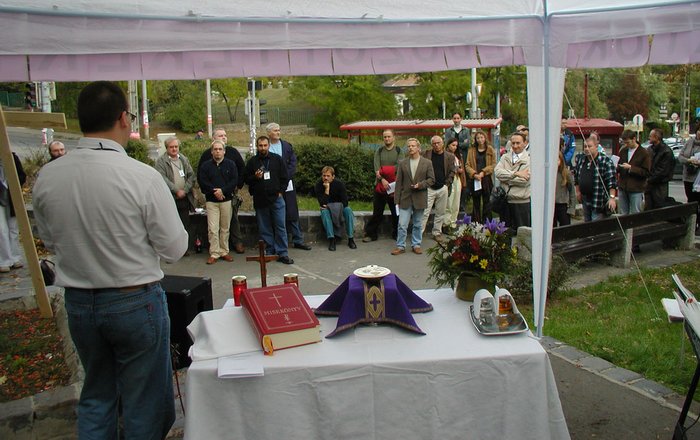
[0,0,698,81]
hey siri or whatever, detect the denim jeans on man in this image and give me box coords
[255,195,289,256]
[582,196,608,222]
[396,207,425,250]
[618,190,643,215]
[320,205,355,238]
[64,284,175,440]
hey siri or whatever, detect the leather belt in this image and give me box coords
[68,282,159,294]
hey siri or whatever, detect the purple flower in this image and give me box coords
[457,215,472,225]
[484,218,507,234]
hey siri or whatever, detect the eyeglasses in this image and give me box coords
[125,111,137,123]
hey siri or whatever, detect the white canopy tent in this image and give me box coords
[1,0,699,335]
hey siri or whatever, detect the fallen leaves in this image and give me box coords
[0,309,71,402]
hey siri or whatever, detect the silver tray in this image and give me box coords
[469,305,529,336]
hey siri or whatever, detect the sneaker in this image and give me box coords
[362,236,377,243]
[10,262,23,269]
[293,243,312,251]
[412,246,423,254]
[391,248,405,255]
[0,267,9,273]
[432,233,446,243]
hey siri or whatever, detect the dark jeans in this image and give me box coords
[175,197,192,249]
[645,183,669,210]
[553,203,571,227]
[471,190,490,223]
[228,194,243,247]
[65,284,175,439]
[364,192,398,239]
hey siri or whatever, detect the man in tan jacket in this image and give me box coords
[494,131,531,233]
[392,138,435,255]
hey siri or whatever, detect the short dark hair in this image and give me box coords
[620,130,636,140]
[256,135,270,146]
[452,112,462,118]
[78,81,128,134]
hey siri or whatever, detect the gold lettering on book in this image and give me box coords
[263,306,303,316]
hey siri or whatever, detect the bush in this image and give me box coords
[501,255,574,303]
[179,139,211,172]
[125,139,153,166]
[293,143,375,202]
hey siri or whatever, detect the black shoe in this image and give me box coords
[328,237,336,251]
[293,243,312,250]
[348,238,357,249]
[277,255,294,264]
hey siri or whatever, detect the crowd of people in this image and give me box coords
[6,81,698,438]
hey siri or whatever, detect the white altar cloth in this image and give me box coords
[184,289,569,439]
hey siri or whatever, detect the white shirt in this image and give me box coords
[33,137,187,288]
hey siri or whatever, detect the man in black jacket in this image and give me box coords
[198,128,246,254]
[198,140,238,264]
[245,136,294,265]
[645,128,675,209]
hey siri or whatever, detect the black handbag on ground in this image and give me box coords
[40,259,56,286]
[489,186,509,216]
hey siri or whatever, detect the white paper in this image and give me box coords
[474,179,482,191]
[611,154,620,168]
[387,181,395,195]
[662,298,683,323]
[217,352,265,379]
[286,180,294,192]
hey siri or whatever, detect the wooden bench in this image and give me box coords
[517,202,698,268]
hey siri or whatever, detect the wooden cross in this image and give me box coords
[246,240,278,287]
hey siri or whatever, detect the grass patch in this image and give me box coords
[518,261,700,397]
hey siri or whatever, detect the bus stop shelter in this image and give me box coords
[340,118,503,146]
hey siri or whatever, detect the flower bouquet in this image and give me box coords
[427,217,517,290]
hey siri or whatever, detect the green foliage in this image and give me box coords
[125,139,153,166]
[563,70,609,119]
[518,261,700,397]
[292,142,375,201]
[149,80,207,132]
[210,78,248,123]
[178,139,211,172]
[406,67,529,136]
[501,255,574,303]
[21,147,49,181]
[289,76,398,135]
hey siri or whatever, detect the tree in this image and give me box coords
[562,70,608,119]
[211,78,247,123]
[149,80,206,132]
[601,70,649,123]
[289,76,398,135]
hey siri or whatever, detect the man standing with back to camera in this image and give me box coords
[33,81,187,440]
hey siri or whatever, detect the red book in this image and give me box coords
[240,284,321,354]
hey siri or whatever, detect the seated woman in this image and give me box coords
[315,166,357,251]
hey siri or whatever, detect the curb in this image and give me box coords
[539,336,697,418]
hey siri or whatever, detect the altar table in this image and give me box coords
[184,289,569,439]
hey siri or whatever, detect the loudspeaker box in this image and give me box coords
[161,275,213,369]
